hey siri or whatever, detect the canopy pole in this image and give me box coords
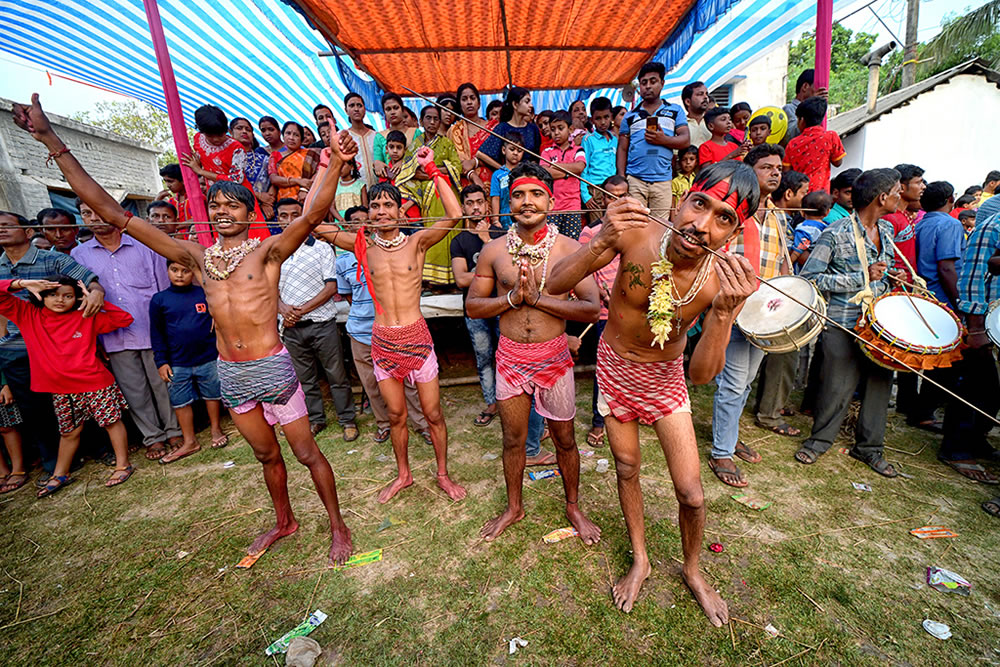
[142,0,211,245]
[814,0,833,128]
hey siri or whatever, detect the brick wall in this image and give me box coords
[0,97,161,218]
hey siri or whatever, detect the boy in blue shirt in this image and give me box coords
[489,131,525,229]
[580,97,617,210]
[790,191,833,269]
[150,259,227,462]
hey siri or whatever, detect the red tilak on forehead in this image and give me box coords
[689,179,751,223]
[511,176,553,198]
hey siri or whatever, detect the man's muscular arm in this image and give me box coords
[688,254,756,385]
[415,147,464,251]
[269,124,355,262]
[546,197,649,295]
[12,94,201,270]
[466,241,516,318]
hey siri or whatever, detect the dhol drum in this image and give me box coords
[986,298,1000,347]
[855,293,964,371]
[737,276,827,353]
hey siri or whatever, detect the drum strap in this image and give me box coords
[884,236,929,293]
[847,214,876,315]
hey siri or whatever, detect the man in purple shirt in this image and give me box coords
[71,200,181,459]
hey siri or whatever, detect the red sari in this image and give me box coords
[191,134,269,244]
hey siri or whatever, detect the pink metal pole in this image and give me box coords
[142,0,212,245]
[814,0,833,129]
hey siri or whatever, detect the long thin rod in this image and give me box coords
[403,87,1000,428]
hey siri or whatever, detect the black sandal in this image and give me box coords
[794,447,819,465]
[982,498,1000,518]
[849,451,898,478]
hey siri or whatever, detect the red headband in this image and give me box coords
[511,176,553,198]
[689,179,752,224]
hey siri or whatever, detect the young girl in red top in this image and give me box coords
[0,276,135,497]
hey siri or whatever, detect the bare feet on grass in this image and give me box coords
[377,474,413,503]
[612,559,651,613]
[480,506,525,541]
[329,523,353,566]
[436,473,466,501]
[248,519,299,555]
[566,502,601,545]
[682,566,729,627]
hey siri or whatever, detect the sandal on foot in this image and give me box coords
[757,422,801,437]
[940,459,999,484]
[586,427,605,448]
[982,498,1000,518]
[780,407,795,417]
[794,447,819,465]
[734,441,762,464]
[0,472,28,494]
[474,411,497,427]
[106,465,135,487]
[343,425,360,442]
[708,458,748,488]
[145,443,168,461]
[37,475,73,498]
[160,446,199,465]
[374,428,390,443]
[419,430,433,445]
[540,428,551,443]
[525,450,557,467]
[211,433,229,449]
[849,451,898,478]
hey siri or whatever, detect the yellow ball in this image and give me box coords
[750,106,788,144]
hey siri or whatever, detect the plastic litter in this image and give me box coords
[377,516,406,533]
[910,526,958,539]
[851,482,872,492]
[595,458,610,473]
[176,550,189,559]
[508,637,528,654]
[922,619,951,640]
[927,566,971,596]
[578,449,595,457]
[223,461,235,468]
[375,454,392,463]
[285,636,322,667]
[731,493,771,511]
[482,452,498,461]
[709,543,724,553]
[346,449,358,455]
[528,469,561,481]
[331,549,383,571]
[763,623,779,639]
[542,527,579,543]
[265,610,327,655]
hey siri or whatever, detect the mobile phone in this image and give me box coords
[646,117,658,131]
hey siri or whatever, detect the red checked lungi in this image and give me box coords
[596,336,690,425]
[371,318,439,383]
[495,333,576,421]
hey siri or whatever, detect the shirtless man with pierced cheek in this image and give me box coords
[546,160,761,625]
[14,94,356,566]
[467,161,602,545]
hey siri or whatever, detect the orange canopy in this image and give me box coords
[295,0,697,94]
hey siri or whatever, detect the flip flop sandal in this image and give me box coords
[780,408,795,417]
[848,451,898,478]
[211,434,229,449]
[794,447,819,465]
[525,451,557,467]
[419,430,433,445]
[106,465,135,487]
[474,411,497,427]
[940,460,999,484]
[0,472,28,494]
[734,441,762,463]
[708,458,748,488]
[160,447,199,465]
[374,428,391,443]
[37,475,74,498]
[586,429,605,447]
[982,498,1000,518]
[145,443,168,460]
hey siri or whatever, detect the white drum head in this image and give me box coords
[737,276,815,335]
[871,296,960,347]
[986,300,1000,344]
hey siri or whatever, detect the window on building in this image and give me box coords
[709,85,732,108]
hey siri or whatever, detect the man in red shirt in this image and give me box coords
[783,97,845,192]
[881,163,925,281]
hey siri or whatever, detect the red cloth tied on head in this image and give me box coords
[690,178,759,279]
[354,226,385,315]
[511,176,553,198]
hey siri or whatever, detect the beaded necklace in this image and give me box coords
[204,237,261,281]
[507,223,558,292]
[647,229,714,348]
[372,230,407,250]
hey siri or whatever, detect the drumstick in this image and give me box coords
[579,322,595,339]
[903,291,939,339]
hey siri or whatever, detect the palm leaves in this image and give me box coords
[922,0,1000,70]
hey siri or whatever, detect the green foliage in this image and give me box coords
[70,100,186,167]
[787,24,877,111]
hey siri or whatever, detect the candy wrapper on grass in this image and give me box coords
[927,566,971,596]
[265,610,327,655]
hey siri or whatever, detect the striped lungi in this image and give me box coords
[596,336,690,425]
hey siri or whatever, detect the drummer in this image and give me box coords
[709,144,791,488]
[796,168,902,477]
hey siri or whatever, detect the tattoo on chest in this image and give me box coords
[624,261,646,289]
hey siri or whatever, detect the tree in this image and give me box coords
[923,1,1000,70]
[71,100,186,167]
[787,24,877,111]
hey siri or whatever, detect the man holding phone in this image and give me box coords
[616,61,691,214]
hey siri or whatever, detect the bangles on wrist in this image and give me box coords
[506,290,520,310]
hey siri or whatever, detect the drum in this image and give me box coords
[737,276,826,353]
[855,293,964,371]
[986,298,1000,347]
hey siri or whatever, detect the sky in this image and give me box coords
[0,0,985,120]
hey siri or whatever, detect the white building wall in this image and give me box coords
[0,97,161,217]
[728,42,791,110]
[833,75,1000,191]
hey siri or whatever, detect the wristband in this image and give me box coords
[531,292,541,306]
[422,162,444,181]
[506,290,521,310]
[120,211,133,234]
[46,146,71,166]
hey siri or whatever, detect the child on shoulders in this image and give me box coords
[790,190,834,269]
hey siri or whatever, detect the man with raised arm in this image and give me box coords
[316,147,466,504]
[466,162,602,545]
[546,160,760,624]
[13,94,354,565]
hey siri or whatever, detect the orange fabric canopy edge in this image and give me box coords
[295,0,697,94]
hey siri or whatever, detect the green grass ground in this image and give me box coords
[1,379,998,666]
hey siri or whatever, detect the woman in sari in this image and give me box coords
[448,82,497,191]
[301,125,317,147]
[229,117,275,218]
[267,122,318,202]
[396,106,462,285]
[476,87,541,170]
[373,92,420,179]
[258,116,283,153]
